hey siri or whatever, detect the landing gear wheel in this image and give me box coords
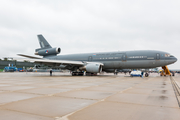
[86,72,97,76]
[145,73,149,77]
[114,72,118,75]
[72,72,75,76]
[72,72,84,76]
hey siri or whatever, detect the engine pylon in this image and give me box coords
[161,66,171,76]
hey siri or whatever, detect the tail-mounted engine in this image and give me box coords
[35,47,61,56]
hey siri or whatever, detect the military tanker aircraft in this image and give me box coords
[17,35,177,76]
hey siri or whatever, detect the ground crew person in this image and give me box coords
[141,71,144,78]
[50,70,52,76]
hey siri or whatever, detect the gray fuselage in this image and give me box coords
[45,50,177,70]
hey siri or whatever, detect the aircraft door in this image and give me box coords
[122,54,127,61]
[88,56,92,61]
[156,53,160,60]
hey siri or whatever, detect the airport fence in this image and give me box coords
[0,61,39,69]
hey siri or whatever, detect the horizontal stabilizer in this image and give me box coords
[17,54,42,59]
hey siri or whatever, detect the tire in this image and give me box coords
[145,73,149,77]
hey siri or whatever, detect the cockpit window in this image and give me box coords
[165,54,170,57]
[170,55,174,57]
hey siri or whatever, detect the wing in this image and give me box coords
[17,54,42,59]
[16,54,104,70]
[32,59,84,66]
[16,54,84,68]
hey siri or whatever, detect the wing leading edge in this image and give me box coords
[17,54,42,59]
[32,59,84,66]
[17,54,84,67]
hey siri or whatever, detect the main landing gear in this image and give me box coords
[72,72,84,76]
[114,69,118,75]
[85,72,97,76]
[114,72,118,75]
[71,72,97,76]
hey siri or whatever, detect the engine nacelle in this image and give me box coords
[35,47,61,56]
[80,63,102,73]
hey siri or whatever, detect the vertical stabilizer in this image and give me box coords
[37,35,52,49]
[35,35,60,58]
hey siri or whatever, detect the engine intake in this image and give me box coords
[35,47,61,56]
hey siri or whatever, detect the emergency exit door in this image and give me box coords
[156,53,160,60]
[122,54,127,61]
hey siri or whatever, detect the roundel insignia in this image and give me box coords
[45,50,48,53]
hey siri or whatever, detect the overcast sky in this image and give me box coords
[0,0,179,69]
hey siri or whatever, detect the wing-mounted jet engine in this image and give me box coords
[71,63,103,76]
[79,63,103,73]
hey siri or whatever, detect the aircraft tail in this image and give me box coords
[35,35,61,57]
[35,35,52,52]
[37,35,52,49]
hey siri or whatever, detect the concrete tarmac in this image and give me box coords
[0,72,180,120]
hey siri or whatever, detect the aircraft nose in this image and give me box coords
[164,56,177,65]
[174,56,178,63]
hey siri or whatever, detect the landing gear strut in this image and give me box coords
[114,69,118,75]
